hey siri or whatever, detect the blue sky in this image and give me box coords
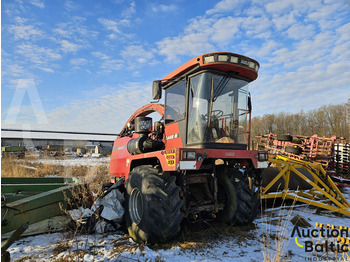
[2,0,350,134]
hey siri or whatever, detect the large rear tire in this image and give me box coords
[216,166,260,225]
[125,165,183,243]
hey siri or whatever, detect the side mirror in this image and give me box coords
[152,81,162,100]
[248,93,252,113]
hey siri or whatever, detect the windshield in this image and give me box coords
[187,72,249,145]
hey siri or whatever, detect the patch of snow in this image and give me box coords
[17,164,38,170]
[28,157,110,167]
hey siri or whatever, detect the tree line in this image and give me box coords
[251,102,350,141]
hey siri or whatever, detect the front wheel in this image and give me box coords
[125,165,183,243]
[216,166,260,225]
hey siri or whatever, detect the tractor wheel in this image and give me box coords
[277,134,293,142]
[216,166,260,225]
[125,165,183,243]
[285,146,302,155]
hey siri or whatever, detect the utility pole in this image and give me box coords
[346,98,350,140]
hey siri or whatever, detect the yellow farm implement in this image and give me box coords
[260,155,350,216]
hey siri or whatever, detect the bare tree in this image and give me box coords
[251,101,349,140]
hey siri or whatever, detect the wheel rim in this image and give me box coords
[129,188,143,225]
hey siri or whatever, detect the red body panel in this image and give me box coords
[109,136,133,177]
[110,144,262,181]
[163,122,183,148]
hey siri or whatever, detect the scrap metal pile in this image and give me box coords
[255,133,350,180]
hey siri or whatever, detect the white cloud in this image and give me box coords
[97,18,133,40]
[70,58,88,67]
[285,23,315,40]
[307,1,344,21]
[121,45,157,68]
[211,16,242,43]
[8,23,44,40]
[122,1,136,17]
[264,0,294,15]
[251,60,350,115]
[206,0,241,15]
[92,51,124,73]
[53,18,99,40]
[64,0,79,11]
[29,0,44,8]
[241,15,272,38]
[245,40,280,58]
[44,83,153,132]
[92,51,110,60]
[16,43,62,72]
[152,4,177,13]
[156,16,243,62]
[59,40,82,53]
[157,33,215,63]
[271,13,297,31]
[1,56,36,81]
[98,18,122,34]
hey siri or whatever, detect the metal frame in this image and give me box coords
[1,177,87,236]
[260,155,350,216]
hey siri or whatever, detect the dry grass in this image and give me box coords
[260,196,298,262]
[1,156,110,193]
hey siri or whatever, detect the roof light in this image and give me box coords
[240,59,250,66]
[230,56,239,63]
[218,55,228,62]
[202,53,259,72]
[204,55,215,64]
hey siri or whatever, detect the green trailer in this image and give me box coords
[1,146,25,158]
[1,177,89,239]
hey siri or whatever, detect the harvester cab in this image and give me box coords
[109,52,268,243]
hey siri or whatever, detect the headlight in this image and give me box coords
[257,152,268,161]
[181,151,196,160]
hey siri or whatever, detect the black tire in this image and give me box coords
[216,166,260,225]
[216,166,237,224]
[277,134,293,141]
[285,146,302,155]
[125,165,183,243]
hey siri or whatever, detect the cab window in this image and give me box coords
[165,81,186,124]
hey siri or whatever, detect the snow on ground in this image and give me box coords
[28,157,110,167]
[6,188,350,262]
